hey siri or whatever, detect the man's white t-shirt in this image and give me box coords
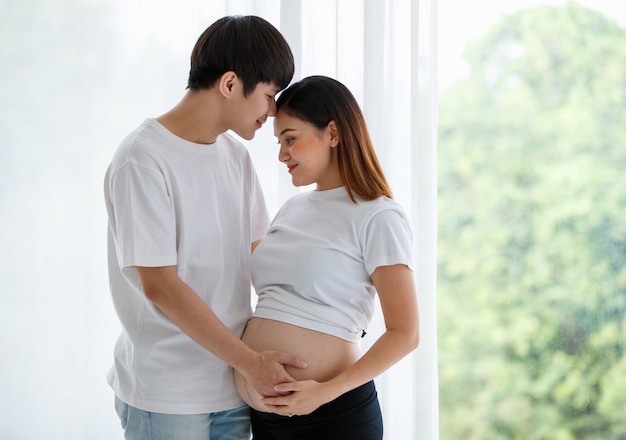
[104,118,270,414]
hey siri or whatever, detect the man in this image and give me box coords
[104,15,305,440]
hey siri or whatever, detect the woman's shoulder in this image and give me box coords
[353,197,412,237]
[355,195,407,217]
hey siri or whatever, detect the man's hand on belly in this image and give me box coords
[246,350,308,397]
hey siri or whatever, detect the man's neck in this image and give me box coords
[156,89,225,145]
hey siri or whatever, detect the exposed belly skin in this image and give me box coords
[234,317,361,412]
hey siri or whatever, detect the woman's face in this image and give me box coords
[274,110,343,190]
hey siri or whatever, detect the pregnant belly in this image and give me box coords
[234,317,361,412]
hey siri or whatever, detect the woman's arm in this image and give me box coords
[262,263,419,416]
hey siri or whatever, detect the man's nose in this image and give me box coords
[267,99,277,116]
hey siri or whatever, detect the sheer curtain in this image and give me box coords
[0,0,437,438]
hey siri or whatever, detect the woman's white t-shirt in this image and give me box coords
[251,186,413,343]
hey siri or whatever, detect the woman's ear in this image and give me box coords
[328,120,340,147]
[218,71,238,97]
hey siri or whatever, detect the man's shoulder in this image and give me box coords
[106,120,165,172]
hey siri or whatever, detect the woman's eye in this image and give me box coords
[286,138,294,145]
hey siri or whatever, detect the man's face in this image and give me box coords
[229,81,280,140]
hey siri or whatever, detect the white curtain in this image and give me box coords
[0,0,437,438]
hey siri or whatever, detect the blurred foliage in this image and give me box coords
[437,2,626,439]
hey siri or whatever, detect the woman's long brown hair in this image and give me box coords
[276,75,392,203]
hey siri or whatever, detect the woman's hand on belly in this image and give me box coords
[261,379,342,417]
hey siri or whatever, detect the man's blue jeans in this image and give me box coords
[115,396,251,440]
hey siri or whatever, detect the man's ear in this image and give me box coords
[328,120,340,147]
[218,71,238,97]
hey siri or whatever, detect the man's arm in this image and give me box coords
[135,265,306,396]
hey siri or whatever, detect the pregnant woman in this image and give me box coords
[235,76,420,439]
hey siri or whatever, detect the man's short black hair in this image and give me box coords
[187,15,294,96]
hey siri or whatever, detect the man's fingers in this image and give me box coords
[274,352,307,369]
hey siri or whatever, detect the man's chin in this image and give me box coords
[232,128,256,141]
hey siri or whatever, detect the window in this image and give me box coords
[438,1,626,438]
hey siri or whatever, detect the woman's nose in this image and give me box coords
[278,145,290,163]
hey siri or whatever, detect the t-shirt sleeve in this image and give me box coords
[249,166,270,243]
[362,207,414,275]
[109,162,177,269]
